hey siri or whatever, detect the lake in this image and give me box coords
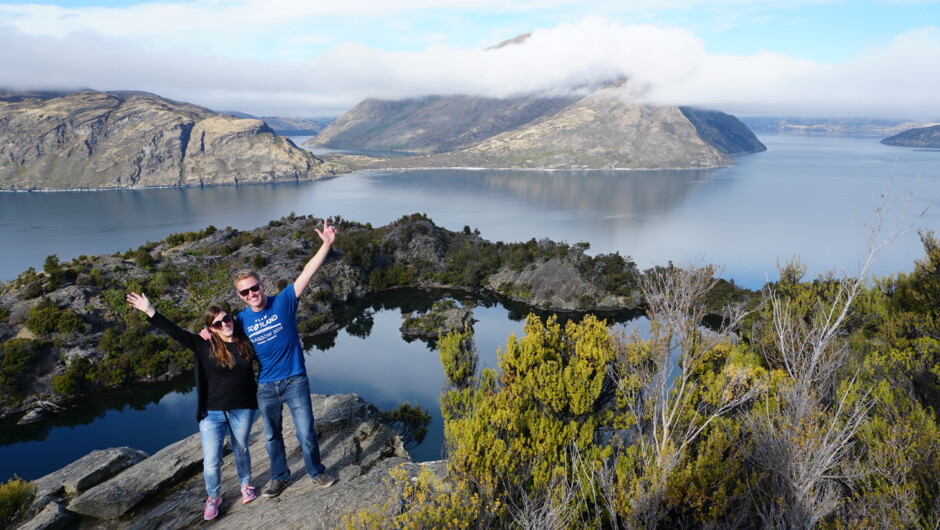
[1,131,938,481]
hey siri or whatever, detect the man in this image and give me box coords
[230,217,338,497]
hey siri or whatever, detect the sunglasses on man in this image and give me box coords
[237,283,262,297]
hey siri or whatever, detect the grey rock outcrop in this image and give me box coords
[67,435,204,519]
[401,303,475,341]
[19,393,423,529]
[31,446,149,512]
[488,256,637,311]
[18,502,74,530]
[0,91,335,190]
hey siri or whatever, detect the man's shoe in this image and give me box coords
[241,484,257,504]
[203,496,222,520]
[311,472,336,488]
[261,479,288,498]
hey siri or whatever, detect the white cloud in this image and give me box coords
[1,13,938,120]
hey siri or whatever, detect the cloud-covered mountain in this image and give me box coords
[307,87,765,170]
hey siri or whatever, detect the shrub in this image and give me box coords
[52,355,95,395]
[20,282,44,299]
[13,268,41,289]
[0,339,47,401]
[25,298,86,335]
[134,247,154,268]
[0,475,36,529]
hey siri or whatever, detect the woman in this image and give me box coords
[126,292,258,521]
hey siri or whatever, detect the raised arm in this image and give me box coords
[293,217,337,298]
[126,291,204,350]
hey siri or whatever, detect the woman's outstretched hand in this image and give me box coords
[126,292,156,318]
[314,217,337,246]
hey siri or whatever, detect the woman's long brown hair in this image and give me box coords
[204,305,255,369]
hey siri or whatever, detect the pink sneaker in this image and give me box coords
[241,484,257,504]
[203,496,221,520]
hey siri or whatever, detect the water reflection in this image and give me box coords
[0,377,196,481]
[477,169,718,221]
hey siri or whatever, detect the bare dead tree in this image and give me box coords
[504,457,581,530]
[605,262,761,526]
[748,183,926,529]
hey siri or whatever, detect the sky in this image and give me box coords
[1,0,939,120]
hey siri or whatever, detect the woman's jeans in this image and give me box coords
[257,374,327,481]
[198,409,257,498]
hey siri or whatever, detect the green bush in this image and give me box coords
[165,225,217,246]
[13,267,41,289]
[52,355,95,396]
[0,475,36,529]
[25,298,86,335]
[0,339,47,401]
[134,248,154,268]
[20,282,44,299]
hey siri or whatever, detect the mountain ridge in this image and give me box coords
[307,88,764,170]
[0,90,336,190]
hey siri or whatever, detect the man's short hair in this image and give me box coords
[234,269,261,286]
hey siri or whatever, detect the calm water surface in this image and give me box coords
[2,132,938,287]
[1,132,938,481]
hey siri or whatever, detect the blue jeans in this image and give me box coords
[198,409,257,498]
[257,374,326,481]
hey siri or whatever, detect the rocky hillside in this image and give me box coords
[880,124,940,148]
[679,107,767,156]
[0,213,755,422]
[310,94,579,154]
[0,91,336,190]
[307,88,763,170]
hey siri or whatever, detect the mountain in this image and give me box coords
[0,91,335,190]
[740,117,935,136]
[880,124,940,148]
[222,111,333,135]
[679,107,767,156]
[308,88,764,170]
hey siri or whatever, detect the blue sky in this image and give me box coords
[1,0,939,119]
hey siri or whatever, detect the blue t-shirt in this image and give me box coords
[238,285,306,384]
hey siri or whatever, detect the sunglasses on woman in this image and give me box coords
[237,283,261,297]
[210,314,233,330]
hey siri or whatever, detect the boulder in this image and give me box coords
[31,446,148,511]
[17,501,76,530]
[66,435,203,519]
